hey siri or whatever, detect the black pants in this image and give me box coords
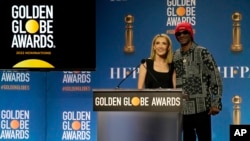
[183,111,211,141]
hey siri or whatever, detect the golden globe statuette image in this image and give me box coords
[232,95,242,125]
[124,14,135,53]
[231,12,242,52]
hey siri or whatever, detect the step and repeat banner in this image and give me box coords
[0,71,96,141]
[46,71,96,141]
[0,71,47,141]
[0,0,250,141]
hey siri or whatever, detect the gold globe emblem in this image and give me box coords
[131,97,140,106]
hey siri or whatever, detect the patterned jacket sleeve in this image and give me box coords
[201,48,223,110]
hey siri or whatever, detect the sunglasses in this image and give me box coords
[175,30,190,36]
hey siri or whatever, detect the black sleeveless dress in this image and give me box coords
[144,59,174,88]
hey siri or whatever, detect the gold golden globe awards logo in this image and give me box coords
[0,110,30,139]
[11,5,55,68]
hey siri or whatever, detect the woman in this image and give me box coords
[136,33,176,141]
[138,33,176,89]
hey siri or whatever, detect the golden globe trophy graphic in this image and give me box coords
[231,12,242,52]
[232,95,242,125]
[124,14,135,53]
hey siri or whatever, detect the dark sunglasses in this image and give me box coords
[175,30,190,36]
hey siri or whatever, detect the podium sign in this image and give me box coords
[93,88,183,112]
[93,88,184,141]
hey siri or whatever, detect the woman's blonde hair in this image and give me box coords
[149,33,173,63]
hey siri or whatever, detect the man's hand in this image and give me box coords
[208,107,220,115]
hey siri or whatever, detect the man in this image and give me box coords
[173,22,223,141]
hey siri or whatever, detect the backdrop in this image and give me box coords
[0,0,249,141]
[95,0,250,141]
